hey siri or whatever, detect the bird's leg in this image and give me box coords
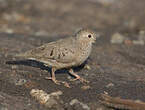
[45,67,60,85]
[45,67,70,88]
[69,69,89,83]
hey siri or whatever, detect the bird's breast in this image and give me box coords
[75,43,92,65]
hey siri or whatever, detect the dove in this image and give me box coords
[16,28,98,87]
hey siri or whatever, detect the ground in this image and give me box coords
[1,0,145,110]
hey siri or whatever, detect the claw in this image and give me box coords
[45,77,61,85]
[69,69,89,84]
[80,78,90,83]
[61,81,71,88]
[45,77,70,88]
[45,67,71,88]
[70,77,89,83]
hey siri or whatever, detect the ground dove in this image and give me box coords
[16,28,98,87]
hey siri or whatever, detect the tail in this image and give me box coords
[15,51,30,58]
[15,51,36,60]
[15,53,27,58]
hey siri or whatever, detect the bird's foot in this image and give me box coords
[70,76,89,83]
[45,77,60,85]
[45,77,61,85]
[61,81,71,88]
[45,77,70,88]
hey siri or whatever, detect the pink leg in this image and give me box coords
[45,67,70,88]
[45,67,60,85]
[69,69,89,83]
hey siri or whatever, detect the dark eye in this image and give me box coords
[88,34,92,38]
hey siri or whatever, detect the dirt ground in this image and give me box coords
[1,0,145,110]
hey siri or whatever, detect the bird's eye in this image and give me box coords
[88,34,92,38]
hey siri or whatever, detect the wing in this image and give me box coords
[21,37,77,63]
[51,46,76,63]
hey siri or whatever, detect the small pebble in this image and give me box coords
[35,30,49,36]
[105,83,114,88]
[133,30,145,45]
[124,39,132,45]
[70,99,90,110]
[11,65,18,69]
[133,40,144,45]
[24,81,37,89]
[84,65,91,70]
[15,78,27,86]
[5,29,13,34]
[111,33,126,44]
[81,85,91,90]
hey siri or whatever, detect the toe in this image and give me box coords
[54,80,61,85]
[45,77,70,87]
[70,77,89,83]
[45,77,61,85]
[45,77,52,80]
[70,77,80,81]
[61,81,71,88]
[80,78,90,83]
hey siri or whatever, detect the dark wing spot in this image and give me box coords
[58,54,61,59]
[50,49,54,56]
[62,52,65,56]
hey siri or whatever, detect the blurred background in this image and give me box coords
[0,0,145,37]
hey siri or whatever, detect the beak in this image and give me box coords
[92,33,100,43]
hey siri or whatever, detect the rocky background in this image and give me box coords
[1,0,145,110]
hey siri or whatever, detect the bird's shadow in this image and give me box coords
[6,59,87,77]
[6,59,51,72]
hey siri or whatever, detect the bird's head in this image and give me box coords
[75,28,99,44]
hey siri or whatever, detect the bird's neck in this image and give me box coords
[77,39,93,52]
[75,40,93,65]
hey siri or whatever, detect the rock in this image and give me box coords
[105,83,114,88]
[70,99,90,110]
[15,78,27,86]
[84,65,91,70]
[81,85,91,90]
[30,89,64,110]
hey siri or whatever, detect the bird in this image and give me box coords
[16,28,98,87]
